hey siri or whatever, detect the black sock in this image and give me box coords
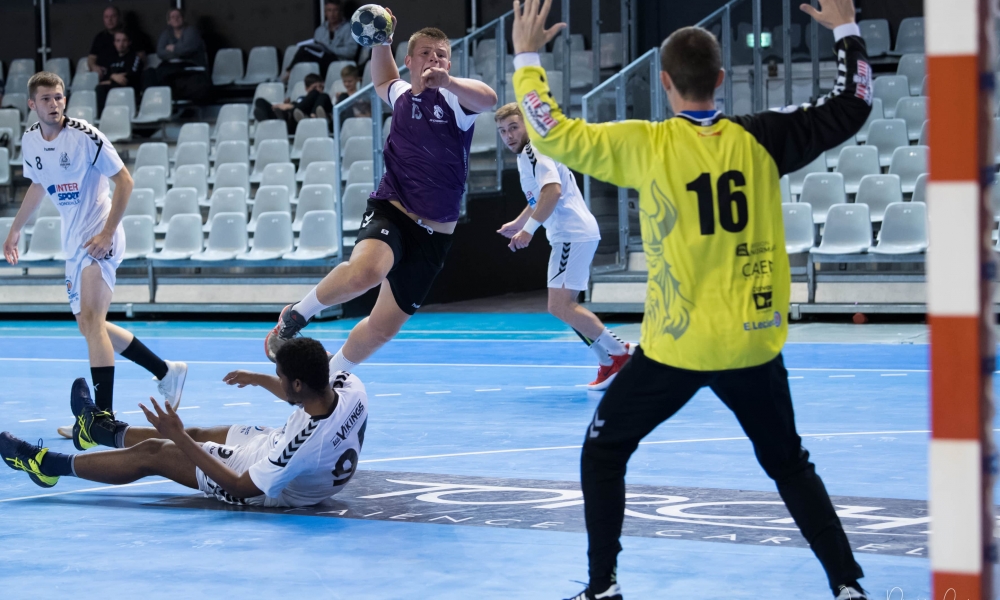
[89,416,129,448]
[91,366,115,413]
[120,337,169,380]
[39,450,75,477]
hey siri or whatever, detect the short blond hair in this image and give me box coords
[407,27,450,57]
[494,102,522,123]
[27,72,65,99]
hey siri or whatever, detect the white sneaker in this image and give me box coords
[57,425,73,439]
[835,585,868,600]
[157,361,188,409]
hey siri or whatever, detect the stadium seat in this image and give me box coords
[342,183,374,230]
[69,90,98,119]
[836,146,879,194]
[855,98,883,144]
[894,97,926,141]
[995,117,1000,165]
[287,81,307,101]
[239,46,279,85]
[340,117,373,151]
[157,188,200,234]
[783,203,815,254]
[251,139,291,182]
[133,86,172,123]
[134,142,169,173]
[553,32,586,65]
[154,214,204,260]
[192,213,248,261]
[211,141,250,179]
[911,172,928,204]
[6,74,30,98]
[98,105,131,142]
[251,119,288,160]
[293,184,335,232]
[214,121,250,154]
[260,162,298,200]
[71,70,99,93]
[212,48,243,86]
[205,188,249,233]
[173,164,208,203]
[213,162,251,199]
[917,120,928,146]
[858,19,890,57]
[892,17,924,55]
[0,110,21,144]
[569,51,595,89]
[75,57,90,75]
[811,204,872,255]
[66,106,95,122]
[239,212,293,260]
[19,217,64,261]
[302,161,337,190]
[865,119,908,167]
[174,123,210,160]
[2,93,27,121]
[394,44,408,66]
[121,215,155,259]
[292,118,329,159]
[296,137,336,182]
[0,148,10,187]
[346,160,373,186]
[600,32,624,68]
[872,202,927,254]
[285,210,339,259]
[105,87,136,119]
[824,137,854,170]
[172,141,210,181]
[8,59,35,78]
[212,104,249,140]
[324,60,357,92]
[873,76,908,118]
[896,54,925,96]
[0,127,17,167]
[281,44,299,73]
[0,217,26,255]
[888,145,928,194]
[287,62,320,92]
[855,174,902,222]
[38,196,60,219]
[470,111,498,154]
[786,154,827,196]
[800,172,845,224]
[361,61,373,87]
[123,188,157,220]
[44,58,71,84]
[248,186,291,232]
[251,83,286,119]
[780,175,791,203]
[920,76,928,97]
[341,136,373,178]
[25,109,38,128]
[133,165,167,205]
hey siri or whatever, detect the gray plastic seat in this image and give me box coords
[105,87,136,119]
[213,162,250,199]
[212,48,243,86]
[251,139,290,182]
[205,188,248,232]
[71,70,99,93]
[917,119,929,147]
[212,104,249,140]
[260,162,298,200]
[248,186,291,232]
[239,212,293,260]
[858,19,890,57]
[303,161,337,188]
[6,74,30,98]
[911,172,928,204]
[872,202,927,254]
[864,119,908,167]
[281,44,298,73]
[66,106,95,123]
[2,93,28,121]
[896,54,925,96]
[294,184,336,232]
[0,217,26,255]
[8,59,35,78]
[19,217,64,261]
[892,17,924,55]
[799,172,845,224]
[0,148,10,186]
[783,202,815,254]
[811,204,872,255]
[252,82,286,109]
[156,187,200,234]
[786,154,826,196]
[470,111,498,154]
[172,141,210,177]
[287,80,307,101]
[296,137,336,182]
[133,86,172,123]
[284,210,339,260]
[342,183,374,230]
[0,110,21,146]
[252,119,288,160]
[888,145,928,193]
[121,215,155,259]
[44,58,71,84]
[835,146,879,194]
[211,140,250,177]
[291,118,329,159]
[98,105,131,142]
[341,137,373,179]
[239,46,279,85]
[894,97,926,141]
[346,160,374,186]
[38,196,60,219]
[873,77,908,118]
[175,123,210,160]
[173,164,209,204]
[340,117,373,151]
[855,174,902,222]
[154,214,204,260]
[192,213,248,261]
[123,188,157,220]
[287,62,320,92]
[855,98,883,144]
[214,120,250,151]
[779,175,791,203]
[135,142,169,173]
[824,137,854,170]
[133,165,167,205]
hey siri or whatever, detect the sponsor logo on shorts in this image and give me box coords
[65,278,79,304]
[217,447,234,460]
[360,212,373,229]
[47,182,80,205]
[743,311,782,331]
[520,91,558,138]
[381,229,389,235]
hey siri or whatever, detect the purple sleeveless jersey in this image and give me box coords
[371,80,478,223]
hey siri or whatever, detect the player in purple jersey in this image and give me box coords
[265,11,497,373]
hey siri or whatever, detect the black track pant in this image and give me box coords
[581,347,863,590]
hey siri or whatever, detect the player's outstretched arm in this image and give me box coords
[441,76,497,114]
[224,370,288,401]
[373,9,401,104]
[3,183,46,265]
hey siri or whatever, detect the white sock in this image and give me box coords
[594,328,627,356]
[329,349,359,374]
[590,342,613,366]
[292,287,328,321]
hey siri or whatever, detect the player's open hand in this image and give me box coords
[497,220,524,238]
[223,370,259,388]
[83,230,114,260]
[800,0,856,30]
[508,230,533,252]
[385,7,397,43]
[3,229,20,265]
[140,397,185,442]
[421,67,451,90]
[512,0,567,55]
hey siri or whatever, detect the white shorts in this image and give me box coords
[65,225,125,315]
[195,424,277,506]
[547,240,599,291]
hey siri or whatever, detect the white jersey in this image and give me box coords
[21,118,125,255]
[517,141,600,243]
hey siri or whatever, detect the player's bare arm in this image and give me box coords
[498,205,533,239]
[223,369,288,401]
[83,166,132,259]
[373,8,400,103]
[140,397,263,499]
[509,182,560,252]
[440,76,497,114]
[3,183,46,265]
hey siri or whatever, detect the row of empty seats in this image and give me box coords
[784,201,927,255]
[858,18,924,57]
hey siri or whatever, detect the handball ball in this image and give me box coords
[351,4,394,47]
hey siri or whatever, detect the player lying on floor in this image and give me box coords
[1,338,369,508]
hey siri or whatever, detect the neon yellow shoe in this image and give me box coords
[71,377,114,451]
[0,432,59,488]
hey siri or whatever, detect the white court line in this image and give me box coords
[881,373,908,377]
[177,406,200,410]
[829,375,855,378]
[18,418,46,423]
[0,479,172,504]
[425,391,451,395]
[788,376,804,379]
[120,410,142,415]
[223,402,252,406]
[526,386,552,389]
[475,389,502,392]
[375,393,401,397]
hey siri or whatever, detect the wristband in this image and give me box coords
[522,217,541,235]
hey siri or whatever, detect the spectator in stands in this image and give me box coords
[95,31,143,113]
[88,6,122,78]
[351,99,371,118]
[335,64,361,103]
[148,8,211,102]
[254,73,334,127]
[282,1,360,82]
[156,8,207,68]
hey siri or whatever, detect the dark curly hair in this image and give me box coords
[275,337,330,394]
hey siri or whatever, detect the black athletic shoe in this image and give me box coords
[0,432,59,488]
[70,377,114,451]
[835,585,869,600]
[264,304,309,362]
[564,584,623,600]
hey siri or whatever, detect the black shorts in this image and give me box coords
[354,200,453,315]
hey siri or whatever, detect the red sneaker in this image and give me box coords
[586,343,633,391]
